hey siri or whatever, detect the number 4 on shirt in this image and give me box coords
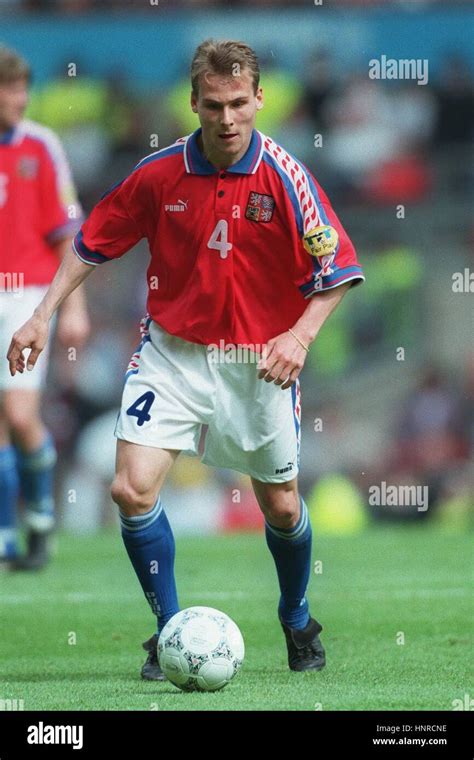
[126,391,155,427]
[207,220,232,259]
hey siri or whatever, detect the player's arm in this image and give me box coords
[34,127,91,349]
[53,236,91,348]
[7,247,94,376]
[292,282,351,346]
[257,284,350,389]
[259,164,364,389]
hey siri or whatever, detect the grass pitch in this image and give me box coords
[1,525,472,711]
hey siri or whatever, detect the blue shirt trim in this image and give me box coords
[185,128,262,175]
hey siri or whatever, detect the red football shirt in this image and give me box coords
[0,119,81,286]
[74,128,364,345]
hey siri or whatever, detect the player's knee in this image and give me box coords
[260,490,300,528]
[111,476,156,515]
[6,408,38,441]
[265,502,299,528]
[254,479,300,527]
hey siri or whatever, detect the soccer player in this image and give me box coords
[0,46,89,570]
[8,40,364,671]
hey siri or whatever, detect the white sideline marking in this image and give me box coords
[0,590,249,604]
[363,587,471,600]
[0,587,470,605]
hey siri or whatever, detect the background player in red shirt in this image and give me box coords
[0,47,90,569]
[8,40,363,672]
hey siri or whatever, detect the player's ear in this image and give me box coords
[190,91,198,113]
[256,87,263,111]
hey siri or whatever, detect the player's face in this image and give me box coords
[0,78,29,131]
[191,70,263,168]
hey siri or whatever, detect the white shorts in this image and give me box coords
[0,286,51,392]
[115,318,301,483]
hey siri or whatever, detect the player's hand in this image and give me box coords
[56,303,91,349]
[257,331,308,390]
[7,313,49,376]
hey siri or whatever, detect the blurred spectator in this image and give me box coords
[253,50,303,135]
[433,54,474,147]
[302,48,339,135]
[321,73,402,196]
[432,54,474,196]
[396,366,467,458]
[274,101,316,169]
[103,69,144,158]
[387,364,472,513]
[391,81,437,150]
[27,60,111,193]
[459,354,474,451]
[319,73,438,202]
[27,62,146,199]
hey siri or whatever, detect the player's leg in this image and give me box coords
[251,476,311,625]
[0,286,55,569]
[113,317,215,678]
[111,439,181,679]
[0,298,20,562]
[0,407,20,562]
[204,364,311,628]
[252,475,325,671]
[203,363,324,671]
[3,388,56,570]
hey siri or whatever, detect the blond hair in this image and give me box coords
[191,39,260,96]
[0,46,30,84]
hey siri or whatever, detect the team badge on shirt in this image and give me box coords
[245,192,275,223]
[17,156,39,179]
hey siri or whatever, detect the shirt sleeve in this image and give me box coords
[292,166,365,298]
[73,169,146,266]
[39,129,83,245]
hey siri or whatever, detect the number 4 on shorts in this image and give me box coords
[126,391,155,427]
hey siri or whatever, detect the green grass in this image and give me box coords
[1,526,472,711]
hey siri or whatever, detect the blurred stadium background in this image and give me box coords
[1,0,472,538]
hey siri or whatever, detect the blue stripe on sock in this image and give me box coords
[264,496,312,629]
[16,434,56,518]
[265,499,309,541]
[18,435,57,472]
[120,498,162,533]
[120,498,179,633]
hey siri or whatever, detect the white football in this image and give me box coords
[158,606,245,692]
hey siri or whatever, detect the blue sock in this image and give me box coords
[265,496,312,630]
[0,445,20,558]
[120,498,180,635]
[16,433,56,533]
